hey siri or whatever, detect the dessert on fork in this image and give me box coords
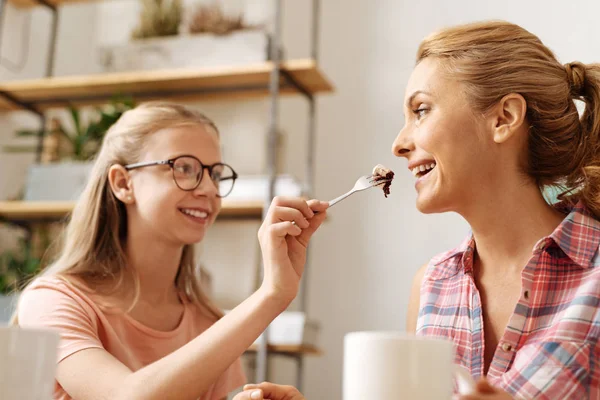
[372,164,395,197]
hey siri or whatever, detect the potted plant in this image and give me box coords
[131,0,183,39]
[98,1,270,73]
[0,237,43,322]
[3,97,135,201]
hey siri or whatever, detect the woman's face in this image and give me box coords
[392,58,501,215]
[126,124,223,246]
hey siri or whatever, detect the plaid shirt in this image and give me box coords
[417,201,600,399]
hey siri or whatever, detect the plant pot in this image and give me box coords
[0,293,19,323]
[98,30,270,73]
[24,161,94,202]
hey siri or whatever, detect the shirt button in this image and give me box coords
[536,242,545,251]
[524,290,530,300]
[501,343,513,352]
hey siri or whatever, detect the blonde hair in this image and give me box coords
[12,101,223,324]
[417,20,600,216]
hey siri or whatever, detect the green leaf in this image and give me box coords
[23,258,41,275]
[69,106,84,138]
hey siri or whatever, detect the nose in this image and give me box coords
[391,124,415,158]
[193,168,219,197]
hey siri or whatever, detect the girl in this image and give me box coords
[15,101,328,400]
[236,20,600,400]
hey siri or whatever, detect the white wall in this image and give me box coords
[2,0,600,399]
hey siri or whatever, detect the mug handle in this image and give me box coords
[454,365,476,395]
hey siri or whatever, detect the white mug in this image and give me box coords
[343,331,475,400]
[0,326,60,400]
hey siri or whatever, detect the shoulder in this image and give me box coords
[424,234,475,281]
[412,263,428,288]
[18,275,101,327]
[406,263,428,333]
[21,275,94,306]
[18,275,106,363]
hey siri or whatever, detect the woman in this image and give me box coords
[16,101,328,400]
[237,20,600,400]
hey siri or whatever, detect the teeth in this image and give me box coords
[181,209,208,218]
[411,162,436,177]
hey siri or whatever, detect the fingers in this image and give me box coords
[268,197,315,222]
[297,200,328,245]
[269,206,311,229]
[234,389,264,400]
[244,382,304,399]
[307,198,329,213]
[262,197,329,238]
[268,221,303,238]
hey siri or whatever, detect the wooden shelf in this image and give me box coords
[10,0,96,8]
[0,59,333,111]
[246,344,322,357]
[0,200,265,223]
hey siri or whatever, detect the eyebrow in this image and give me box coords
[405,90,433,109]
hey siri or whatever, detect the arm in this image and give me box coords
[56,288,288,400]
[23,197,328,400]
[406,263,427,333]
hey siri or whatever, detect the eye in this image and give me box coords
[413,107,429,120]
[175,164,191,174]
[174,161,196,176]
[211,171,223,181]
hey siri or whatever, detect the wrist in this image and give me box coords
[256,284,292,313]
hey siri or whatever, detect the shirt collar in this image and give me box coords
[547,200,600,268]
[428,200,600,279]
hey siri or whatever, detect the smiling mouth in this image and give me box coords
[179,208,209,220]
[411,162,436,178]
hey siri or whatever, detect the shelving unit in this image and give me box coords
[0,200,266,222]
[0,60,332,111]
[246,344,322,357]
[0,0,331,391]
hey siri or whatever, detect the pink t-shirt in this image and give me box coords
[17,276,247,400]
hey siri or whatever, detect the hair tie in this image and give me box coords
[565,62,586,96]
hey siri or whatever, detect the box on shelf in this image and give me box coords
[228,174,303,201]
[24,162,93,202]
[98,31,270,73]
[256,311,319,347]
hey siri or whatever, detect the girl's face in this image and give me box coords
[391,58,503,215]
[125,124,223,246]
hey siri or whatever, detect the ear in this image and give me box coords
[489,93,527,144]
[108,164,134,204]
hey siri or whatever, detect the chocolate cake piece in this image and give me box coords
[372,164,395,198]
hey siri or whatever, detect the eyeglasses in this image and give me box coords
[124,155,238,198]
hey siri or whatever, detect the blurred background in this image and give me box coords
[0,0,598,399]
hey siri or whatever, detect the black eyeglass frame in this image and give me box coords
[124,155,238,198]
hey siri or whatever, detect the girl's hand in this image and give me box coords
[258,197,328,304]
[233,382,306,400]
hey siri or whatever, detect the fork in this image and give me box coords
[327,174,391,208]
[291,175,390,224]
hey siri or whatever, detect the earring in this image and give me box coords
[126,196,132,202]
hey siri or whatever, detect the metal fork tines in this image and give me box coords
[328,175,391,207]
